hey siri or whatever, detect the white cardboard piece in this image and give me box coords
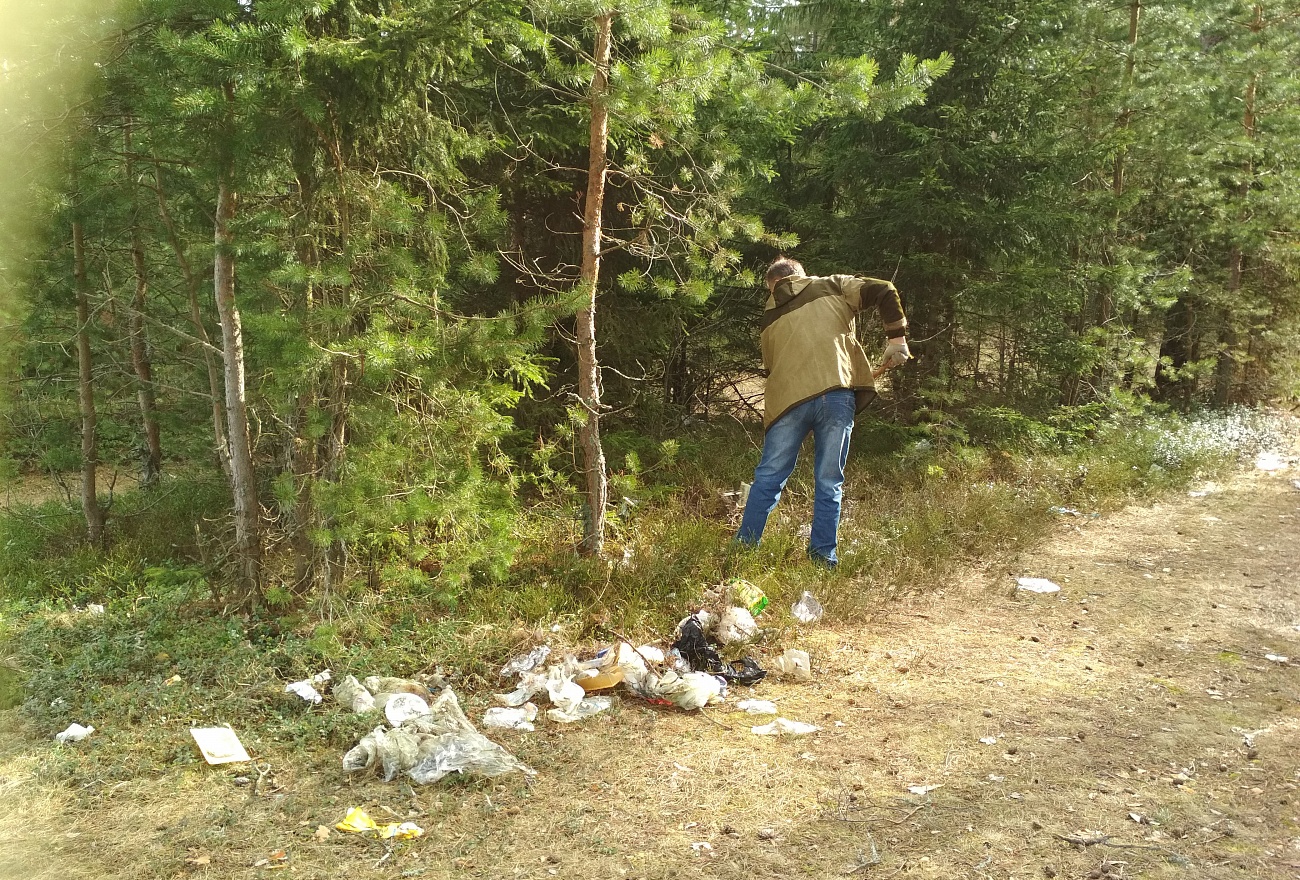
[190,727,251,764]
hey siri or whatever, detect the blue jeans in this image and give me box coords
[735,389,855,565]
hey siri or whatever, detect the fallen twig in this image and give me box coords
[1052,832,1188,865]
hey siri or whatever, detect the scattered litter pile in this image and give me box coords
[329,580,824,784]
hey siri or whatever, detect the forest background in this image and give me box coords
[0,0,1298,689]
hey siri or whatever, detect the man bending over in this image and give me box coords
[735,257,912,567]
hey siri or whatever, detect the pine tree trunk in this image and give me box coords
[72,219,105,545]
[128,226,163,488]
[575,11,614,557]
[1214,17,1260,406]
[214,170,263,605]
[152,156,230,478]
[1093,0,1141,395]
[125,124,164,488]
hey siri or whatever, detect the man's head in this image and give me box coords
[765,256,805,291]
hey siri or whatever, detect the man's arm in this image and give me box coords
[857,277,908,338]
[851,277,910,371]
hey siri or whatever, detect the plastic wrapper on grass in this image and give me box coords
[773,649,811,681]
[333,675,376,713]
[342,689,534,785]
[791,591,824,624]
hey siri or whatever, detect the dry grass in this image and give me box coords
[3,470,1299,879]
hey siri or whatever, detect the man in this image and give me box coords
[735,257,911,567]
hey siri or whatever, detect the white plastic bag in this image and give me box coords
[54,723,95,743]
[545,666,586,714]
[482,703,539,731]
[385,692,431,727]
[715,606,758,644]
[546,696,613,723]
[774,649,812,681]
[736,699,777,715]
[285,669,332,704]
[752,717,819,736]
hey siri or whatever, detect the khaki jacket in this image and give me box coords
[760,274,908,429]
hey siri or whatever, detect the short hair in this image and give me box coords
[765,257,805,288]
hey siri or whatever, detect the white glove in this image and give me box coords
[880,337,911,371]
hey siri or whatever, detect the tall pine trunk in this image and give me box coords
[152,155,230,477]
[125,121,163,487]
[214,168,263,605]
[575,11,614,557]
[72,218,105,545]
[1214,6,1261,406]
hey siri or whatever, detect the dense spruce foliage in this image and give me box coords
[1,0,1296,605]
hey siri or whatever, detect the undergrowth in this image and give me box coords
[0,405,1292,781]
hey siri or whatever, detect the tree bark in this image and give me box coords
[1110,0,1141,202]
[1214,6,1262,406]
[152,154,230,477]
[72,219,105,545]
[575,11,614,557]
[124,120,163,488]
[214,168,263,604]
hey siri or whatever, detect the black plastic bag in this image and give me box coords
[672,614,767,686]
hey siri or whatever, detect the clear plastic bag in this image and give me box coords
[482,704,538,731]
[546,696,612,723]
[495,670,547,707]
[333,675,376,713]
[751,717,819,736]
[342,690,534,784]
[774,649,812,681]
[791,591,824,624]
[500,645,551,678]
[630,670,725,710]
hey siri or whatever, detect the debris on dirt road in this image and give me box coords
[751,718,819,736]
[774,648,812,680]
[1015,577,1061,594]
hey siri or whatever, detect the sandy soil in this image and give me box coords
[2,469,1297,880]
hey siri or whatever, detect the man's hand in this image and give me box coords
[880,337,911,371]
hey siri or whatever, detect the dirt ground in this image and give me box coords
[2,468,1298,880]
